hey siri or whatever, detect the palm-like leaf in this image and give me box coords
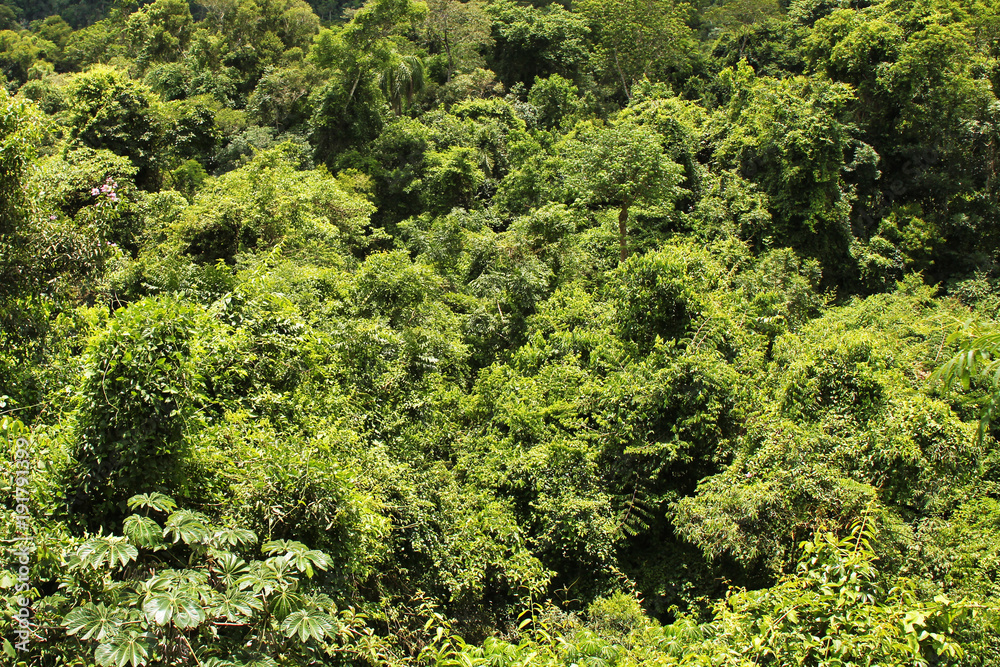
[933,329,1000,440]
[268,587,305,621]
[123,515,163,548]
[932,331,1000,389]
[262,540,331,577]
[139,573,172,595]
[261,539,307,555]
[169,568,210,589]
[164,509,212,545]
[238,558,295,595]
[280,608,336,642]
[213,589,262,622]
[64,603,124,642]
[142,590,206,629]
[77,537,139,570]
[213,552,251,589]
[94,632,151,667]
[212,526,258,548]
[379,53,425,114]
[261,554,297,585]
[126,492,177,514]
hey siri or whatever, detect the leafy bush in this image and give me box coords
[60,493,371,667]
[63,296,215,525]
[610,242,722,352]
[172,144,375,263]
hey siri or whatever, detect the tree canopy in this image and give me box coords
[3,0,1000,665]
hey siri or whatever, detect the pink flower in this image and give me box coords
[91,188,100,196]
[49,214,56,220]
[109,193,118,202]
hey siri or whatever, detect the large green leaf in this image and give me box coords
[213,552,250,589]
[139,574,172,595]
[201,660,243,667]
[77,537,139,570]
[123,515,164,548]
[240,557,296,596]
[243,657,278,667]
[201,660,244,667]
[142,590,206,629]
[268,588,305,621]
[127,492,177,514]
[213,589,262,622]
[94,632,151,667]
[64,603,124,642]
[280,608,336,642]
[262,540,331,578]
[261,539,308,556]
[212,527,258,548]
[164,509,211,545]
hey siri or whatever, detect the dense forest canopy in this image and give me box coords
[3,0,1000,665]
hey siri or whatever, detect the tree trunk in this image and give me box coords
[619,205,629,263]
[612,47,631,101]
[444,32,453,83]
[348,69,361,104]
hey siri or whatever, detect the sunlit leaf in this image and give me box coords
[77,537,139,570]
[64,604,124,642]
[143,591,206,629]
[127,493,177,514]
[281,608,336,643]
[164,509,211,545]
[123,515,163,548]
[94,632,151,667]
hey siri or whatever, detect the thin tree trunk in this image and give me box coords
[348,70,361,103]
[613,47,631,101]
[619,205,629,262]
[444,32,453,83]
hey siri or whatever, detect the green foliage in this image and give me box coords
[32,146,142,254]
[60,494,369,667]
[422,0,493,84]
[65,66,164,188]
[577,0,697,100]
[486,0,591,89]
[413,520,985,667]
[162,95,222,165]
[610,242,720,350]
[0,85,39,283]
[308,0,425,160]
[64,296,214,524]
[171,144,375,263]
[247,61,322,131]
[712,61,877,280]
[698,520,979,667]
[0,29,56,84]
[526,74,581,130]
[804,0,998,277]
[166,158,207,201]
[6,1,1000,664]
[187,413,389,587]
[124,0,194,71]
[559,117,684,261]
[934,323,1000,442]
